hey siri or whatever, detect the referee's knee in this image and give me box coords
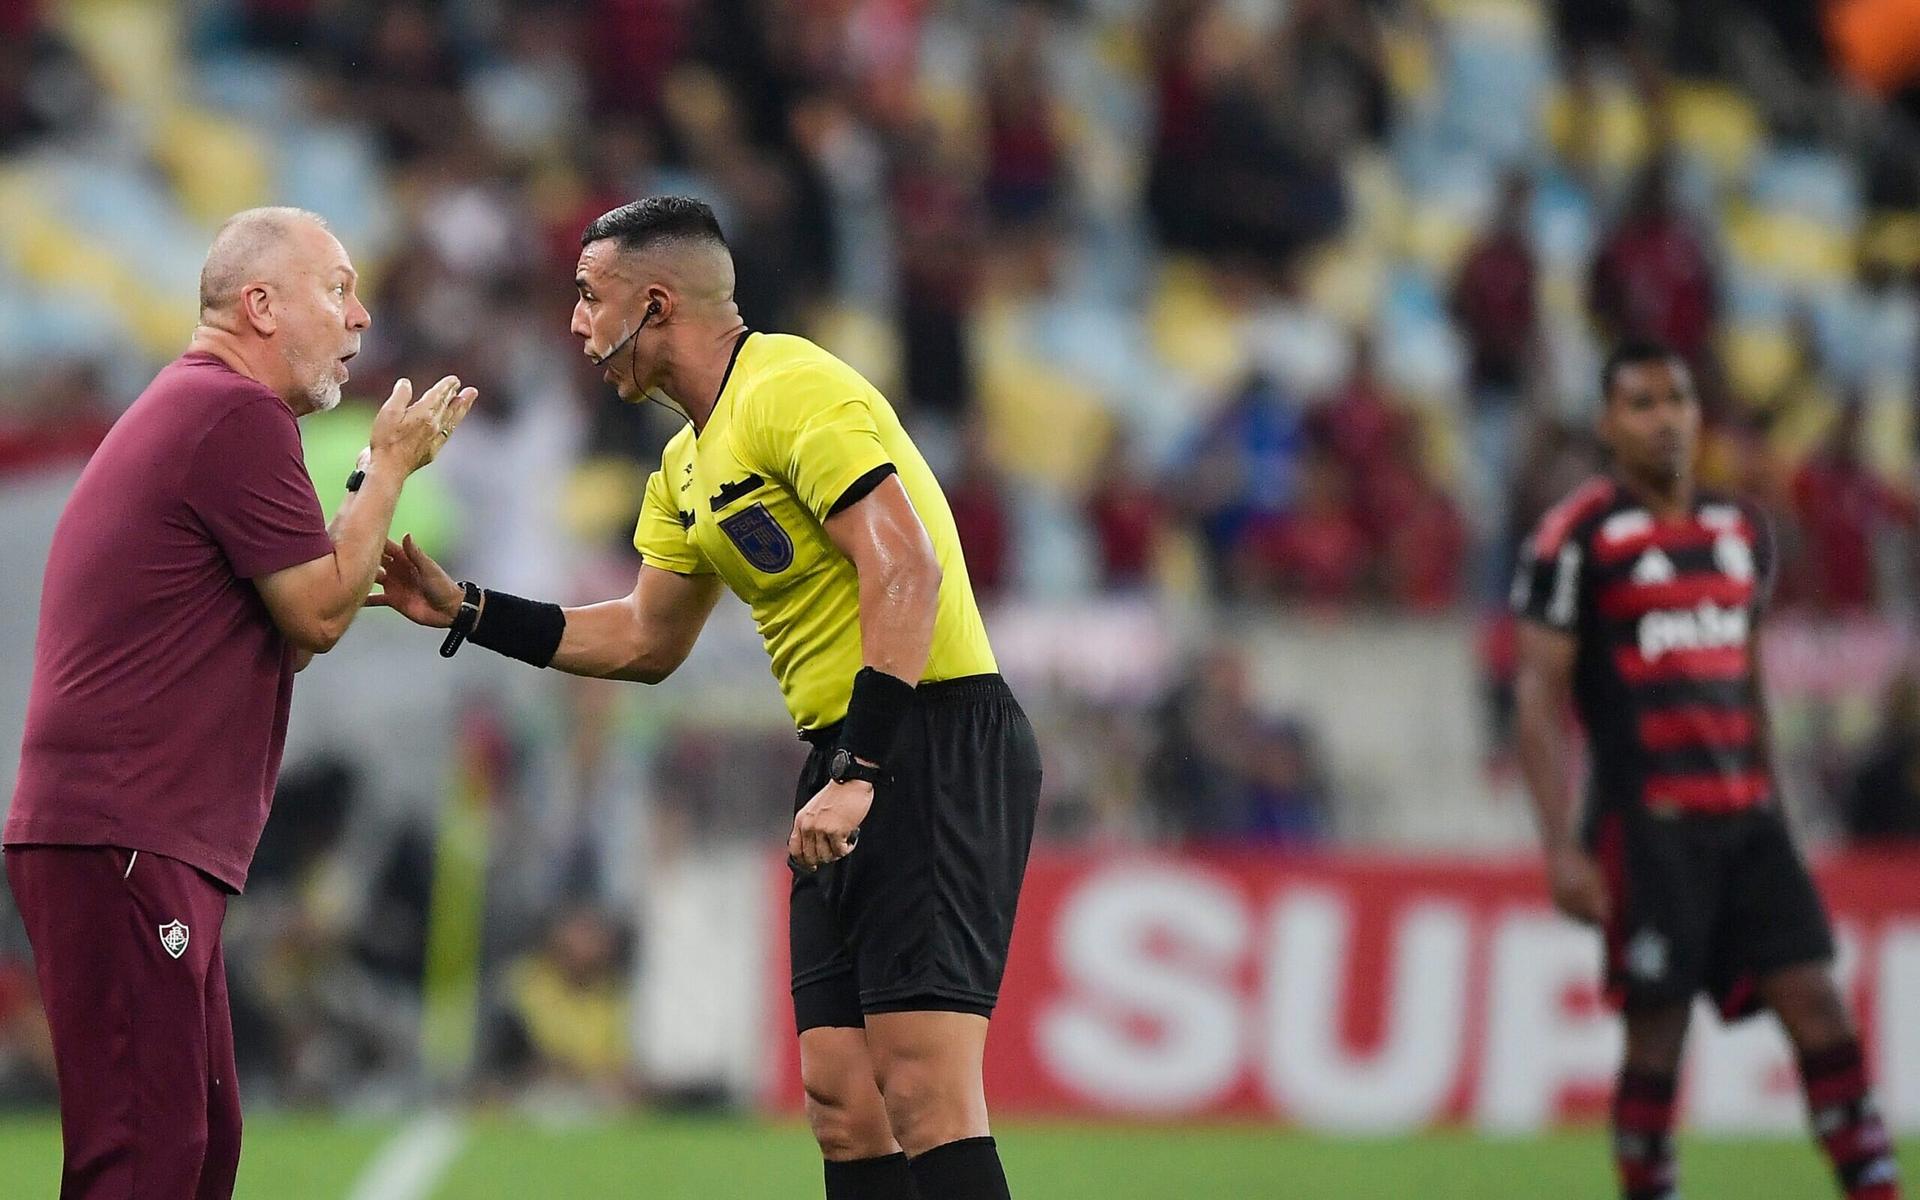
[803,1080,896,1160]
[801,1041,897,1160]
[873,1059,988,1158]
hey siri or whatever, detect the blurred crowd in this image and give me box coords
[7,0,1920,1109]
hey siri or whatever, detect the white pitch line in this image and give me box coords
[344,1111,468,1200]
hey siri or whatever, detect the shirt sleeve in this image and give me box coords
[1510,521,1586,633]
[739,369,895,524]
[186,399,335,579]
[632,468,713,575]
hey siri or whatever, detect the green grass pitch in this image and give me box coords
[0,1114,1911,1197]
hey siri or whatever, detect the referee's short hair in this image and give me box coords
[581,196,728,254]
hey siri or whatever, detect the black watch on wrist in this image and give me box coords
[345,467,366,493]
[828,748,887,788]
[439,581,483,658]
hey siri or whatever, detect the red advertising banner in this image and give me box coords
[763,849,1920,1131]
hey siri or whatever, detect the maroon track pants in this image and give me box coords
[6,845,241,1200]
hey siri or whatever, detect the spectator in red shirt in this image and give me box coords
[944,423,1014,599]
[1378,438,1468,612]
[1790,400,1917,613]
[1313,330,1404,486]
[1086,434,1167,590]
[1235,449,1368,608]
[1452,171,1543,599]
[892,116,985,418]
[1453,172,1540,407]
[982,10,1064,229]
[1590,155,1719,366]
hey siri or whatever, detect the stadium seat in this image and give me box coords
[1148,260,1250,395]
[1723,204,1857,285]
[1668,84,1765,184]
[154,107,273,227]
[1749,149,1863,234]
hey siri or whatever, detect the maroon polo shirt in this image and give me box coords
[5,351,334,890]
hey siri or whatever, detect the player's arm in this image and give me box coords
[1514,620,1608,926]
[369,537,722,683]
[1746,504,1784,793]
[255,376,475,655]
[1749,620,1783,792]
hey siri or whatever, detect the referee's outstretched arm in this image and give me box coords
[369,536,722,682]
[370,469,939,688]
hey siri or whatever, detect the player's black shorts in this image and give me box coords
[1586,803,1835,1020]
[789,674,1041,1032]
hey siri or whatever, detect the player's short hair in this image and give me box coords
[1601,339,1683,402]
[580,196,728,255]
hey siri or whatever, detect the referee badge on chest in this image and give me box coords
[720,503,795,573]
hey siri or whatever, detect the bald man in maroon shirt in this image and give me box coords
[3,207,476,1199]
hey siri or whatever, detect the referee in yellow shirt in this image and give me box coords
[373,197,1040,1200]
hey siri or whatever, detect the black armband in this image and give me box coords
[839,667,916,766]
[462,588,566,668]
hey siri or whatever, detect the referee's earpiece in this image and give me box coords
[588,298,663,367]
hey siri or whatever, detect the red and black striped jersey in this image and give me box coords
[1511,476,1778,816]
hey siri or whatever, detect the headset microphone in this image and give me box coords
[587,300,661,367]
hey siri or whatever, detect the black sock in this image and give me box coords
[825,1152,919,1200]
[908,1136,1010,1200]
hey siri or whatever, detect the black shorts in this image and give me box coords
[790,674,1041,1032]
[1587,804,1835,1020]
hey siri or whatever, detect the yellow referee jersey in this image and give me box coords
[633,332,997,731]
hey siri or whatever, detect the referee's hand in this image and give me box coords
[789,780,873,871]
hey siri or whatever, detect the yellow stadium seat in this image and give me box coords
[1719,323,1798,406]
[1345,151,1406,255]
[1668,84,1764,181]
[1723,205,1855,282]
[1400,207,1476,278]
[1544,84,1655,179]
[1,181,192,358]
[1147,258,1247,393]
[1428,0,1539,22]
[155,108,273,227]
[57,0,181,109]
[803,305,903,401]
[1382,24,1437,103]
[1303,240,1387,329]
[1863,381,1915,477]
[1861,212,1920,272]
[976,301,1113,492]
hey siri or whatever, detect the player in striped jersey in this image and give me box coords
[1512,342,1901,1200]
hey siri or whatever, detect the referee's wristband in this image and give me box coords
[839,667,916,767]
[443,586,566,668]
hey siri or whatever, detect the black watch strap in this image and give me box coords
[829,747,888,787]
[439,582,483,658]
